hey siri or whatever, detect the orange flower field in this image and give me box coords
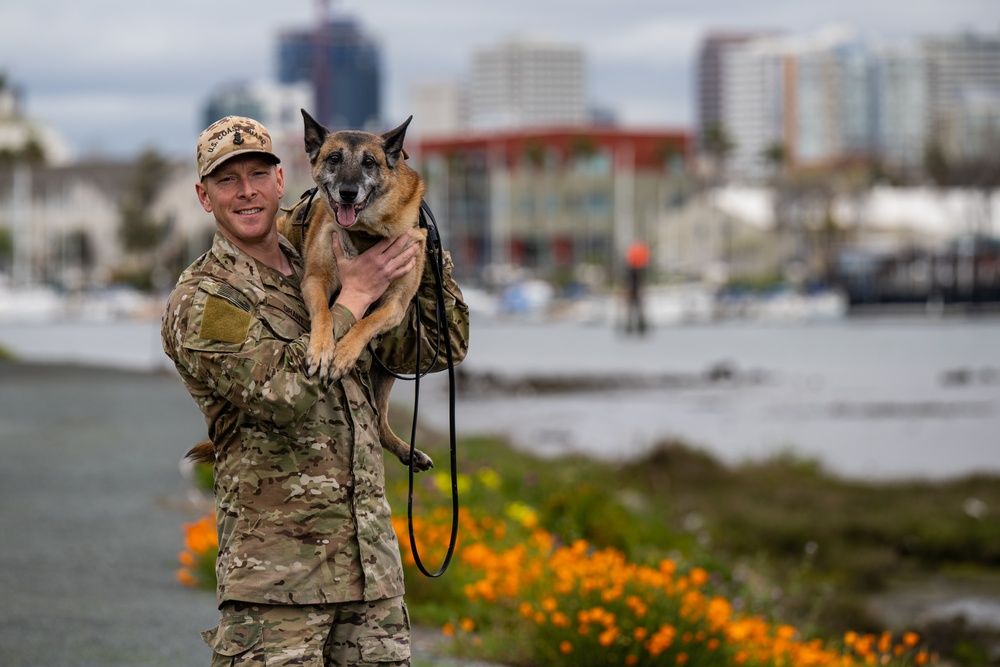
[394,507,937,667]
[179,469,940,667]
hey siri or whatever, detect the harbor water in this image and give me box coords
[1,313,998,481]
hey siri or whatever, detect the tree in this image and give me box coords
[702,123,735,177]
[0,227,12,272]
[119,148,170,253]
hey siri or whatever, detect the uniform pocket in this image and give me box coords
[202,619,263,662]
[357,635,411,663]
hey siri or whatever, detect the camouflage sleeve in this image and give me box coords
[373,249,470,375]
[163,277,356,426]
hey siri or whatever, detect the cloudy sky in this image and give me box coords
[2,0,996,161]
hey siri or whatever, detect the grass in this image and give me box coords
[181,425,999,665]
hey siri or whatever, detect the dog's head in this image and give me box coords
[301,109,416,230]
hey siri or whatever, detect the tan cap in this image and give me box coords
[196,116,280,179]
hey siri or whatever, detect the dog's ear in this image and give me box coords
[381,116,412,169]
[301,109,328,163]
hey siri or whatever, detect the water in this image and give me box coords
[417,315,1000,481]
[1,315,998,480]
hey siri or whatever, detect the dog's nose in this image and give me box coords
[339,185,359,203]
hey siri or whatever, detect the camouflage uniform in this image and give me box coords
[162,232,469,665]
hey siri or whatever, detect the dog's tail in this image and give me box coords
[186,440,216,464]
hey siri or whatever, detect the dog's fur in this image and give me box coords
[186,110,432,471]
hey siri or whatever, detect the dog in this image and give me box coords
[186,111,433,472]
[282,110,432,471]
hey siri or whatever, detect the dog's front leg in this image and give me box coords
[302,273,338,380]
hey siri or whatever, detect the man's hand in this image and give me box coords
[333,230,419,321]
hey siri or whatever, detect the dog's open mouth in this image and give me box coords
[333,199,367,228]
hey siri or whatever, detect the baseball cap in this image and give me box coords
[196,116,280,179]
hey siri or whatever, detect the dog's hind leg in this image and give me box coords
[372,367,433,471]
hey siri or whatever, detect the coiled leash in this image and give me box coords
[370,201,460,578]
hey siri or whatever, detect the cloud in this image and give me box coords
[590,18,705,64]
[29,90,197,158]
[3,0,998,159]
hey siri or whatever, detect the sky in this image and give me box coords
[1,0,997,162]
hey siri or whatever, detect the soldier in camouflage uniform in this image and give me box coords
[161,116,469,666]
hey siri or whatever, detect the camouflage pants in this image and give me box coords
[202,597,410,666]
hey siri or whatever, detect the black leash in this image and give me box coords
[370,201,460,578]
[291,190,461,577]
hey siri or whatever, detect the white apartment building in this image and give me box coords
[409,80,468,138]
[871,41,929,171]
[721,26,877,180]
[469,38,587,130]
[719,35,786,179]
[705,25,1000,181]
[924,30,1000,161]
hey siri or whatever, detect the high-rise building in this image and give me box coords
[923,29,1000,161]
[871,41,929,171]
[277,18,381,131]
[718,34,787,179]
[791,26,873,165]
[410,80,468,137]
[696,32,775,150]
[699,26,1000,180]
[469,38,586,130]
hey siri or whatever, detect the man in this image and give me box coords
[162,116,469,666]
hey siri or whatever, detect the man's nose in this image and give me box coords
[236,176,256,198]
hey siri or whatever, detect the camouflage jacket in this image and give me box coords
[161,232,469,606]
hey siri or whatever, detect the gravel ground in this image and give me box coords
[0,362,498,667]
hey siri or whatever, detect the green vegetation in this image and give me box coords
[184,426,998,664]
[389,432,998,665]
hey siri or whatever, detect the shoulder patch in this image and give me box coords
[200,295,252,344]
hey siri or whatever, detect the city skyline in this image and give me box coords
[1,0,997,161]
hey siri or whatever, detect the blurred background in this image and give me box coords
[1,1,999,665]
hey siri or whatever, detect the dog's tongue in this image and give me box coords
[336,204,357,228]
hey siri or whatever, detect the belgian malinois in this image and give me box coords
[278,110,432,471]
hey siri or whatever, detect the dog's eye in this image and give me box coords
[327,153,341,166]
[362,156,377,168]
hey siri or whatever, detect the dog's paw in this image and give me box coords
[403,448,434,472]
[307,335,337,380]
[329,346,362,381]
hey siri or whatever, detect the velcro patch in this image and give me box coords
[200,295,252,344]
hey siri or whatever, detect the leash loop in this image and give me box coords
[372,201,460,578]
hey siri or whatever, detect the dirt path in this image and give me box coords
[0,362,502,666]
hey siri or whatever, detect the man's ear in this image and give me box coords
[275,165,285,201]
[195,182,213,213]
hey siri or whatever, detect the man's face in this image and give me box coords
[195,154,284,250]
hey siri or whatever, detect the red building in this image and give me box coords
[415,126,692,285]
